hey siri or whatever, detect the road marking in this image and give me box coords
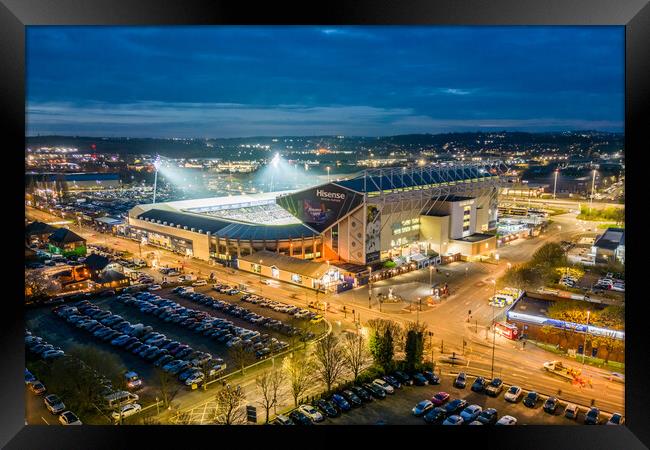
[41,416,50,425]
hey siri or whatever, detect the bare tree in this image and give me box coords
[313,333,346,392]
[282,352,313,407]
[342,331,370,381]
[211,385,246,425]
[255,368,286,423]
[156,369,181,409]
[229,342,253,375]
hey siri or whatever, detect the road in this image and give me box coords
[26,207,624,415]
[25,388,61,425]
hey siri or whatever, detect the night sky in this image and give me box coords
[26,26,624,138]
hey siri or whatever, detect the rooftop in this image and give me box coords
[239,250,331,279]
[49,228,85,244]
[25,221,58,236]
[454,233,495,243]
[594,227,624,250]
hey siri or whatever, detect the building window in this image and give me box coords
[291,274,302,284]
[271,266,280,279]
[251,263,261,274]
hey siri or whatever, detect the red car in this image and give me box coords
[431,391,450,406]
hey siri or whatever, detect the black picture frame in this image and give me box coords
[3,0,649,448]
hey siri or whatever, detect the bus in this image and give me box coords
[494,322,519,340]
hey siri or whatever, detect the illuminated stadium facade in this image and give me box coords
[127,162,505,286]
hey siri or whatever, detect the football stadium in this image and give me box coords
[127,162,504,290]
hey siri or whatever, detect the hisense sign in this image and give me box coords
[316,190,346,200]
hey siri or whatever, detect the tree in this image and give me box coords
[229,342,253,375]
[367,318,402,370]
[212,385,246,425]
[156,369,181,409]
[587,335,624,364]
[404,322,427,371]
[313,333,347,392]
[342,332,370,381]
[283,352,313,407]
[531,243,567,269]
[67,344,127,389]
[594,305,624,330]
[25,269,60,299]
[255,368,285,423]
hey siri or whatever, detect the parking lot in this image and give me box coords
[314,372,608,425]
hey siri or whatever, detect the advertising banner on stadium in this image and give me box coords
[365,204,381,263]
[276,183,363,233]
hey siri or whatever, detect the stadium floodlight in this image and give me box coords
[271,153,280,168]
[153,156,161,204]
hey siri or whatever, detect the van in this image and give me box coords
[104,391,139,410]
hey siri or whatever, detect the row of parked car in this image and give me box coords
[25,332,65,361]
[53,301,223,386]
[273,370,441,425]
[180,287,310,340]
[445,372,624,425]
[593,274,624,293]
[239,293,322,323]
[122,289,288,360]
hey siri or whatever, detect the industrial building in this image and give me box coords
[127,162,504,288]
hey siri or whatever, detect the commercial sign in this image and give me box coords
[507,310,625,340]
[276,183,363,233]
[365,204,381,263]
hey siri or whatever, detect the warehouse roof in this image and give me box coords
[594,228,625,250]
[239,250,331,279]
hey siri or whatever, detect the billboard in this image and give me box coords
[365,204,381,263]
[276,183,363,233]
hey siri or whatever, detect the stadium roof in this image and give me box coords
[139,190,297,213]
[333,166,493,193]
[136,208,318,240]
[26,172,120,182]
[240,250,330,279]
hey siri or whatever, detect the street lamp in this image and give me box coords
[429,265,434,296]
[582,310,591,365]
[490,279,497,379]
[589,169,597,213]
[553,169,559,199]
[416,297,421,325]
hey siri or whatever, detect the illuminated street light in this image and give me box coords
[589,169,597,213]
[490,279,497,379]
[152,156,161,204]
[367,266,372,309]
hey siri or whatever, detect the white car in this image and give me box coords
[192,280,207,287]
[496,415,517,425]
[185,373,205,386]
[111,403,142,421]
[372,379,394,394]
[59,411,82,425]
[298,404,324,422]
[148,285,162,291]
[504,385,523,402]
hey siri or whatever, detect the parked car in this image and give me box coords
[444,399,468,416]
[350,385,373,403]
[543,396,559,414]
[341,390,363,408]
[372,378,395,394]
[44,394,65,414]
[393,371,413,386]
[496,415,517,425]
[111,403,142,421]
[273,414,294,425]
[298,404,324,422]
[330,394,351,412]
[412,400,434,416]
[423,407,447,424]
[411,373,428,386]
[607,413,625,425]
[471,377,487,393]
[58,411,82,425]
[477,408,499,425]
[460,405,483,423]
[431,391,450,406]
[585,407,600,425]
[504,385,523,402]
[363,383,386,399]
[564,403,579,420]
[382,375,401,389]
[442,415,464,425]
[453,372,467,388]
[289,409,312,425]
[29,381,47,395]
[485,378,504,397]
[523,392,539,408]
[422,370,440,385]
[315,399,339,418]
